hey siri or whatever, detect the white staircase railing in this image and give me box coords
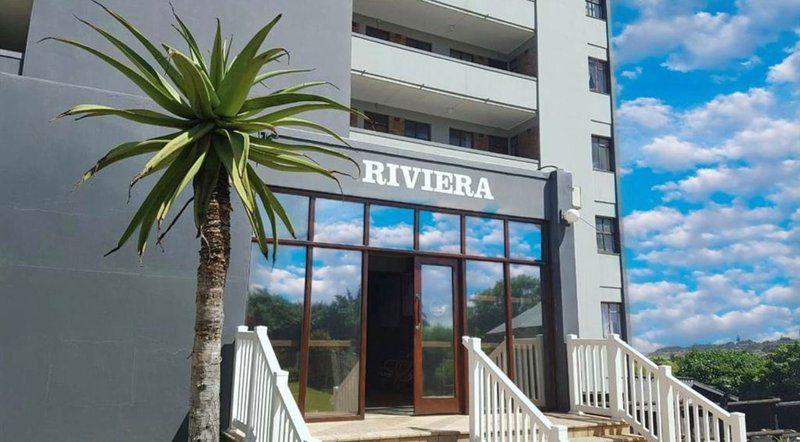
[487,336,547,406]
[230,326,319,442]
[566,334,747,442]
[464,337,568,442]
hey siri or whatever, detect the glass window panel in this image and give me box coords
[465,261,508,369]
[509,264,544,402]
[258,193,309,240]
[307,248,362,416]
[418,211,461,253]
[602,302,622,337]
[313,198,364,245]
[245,244,307,402]
[369,205,414,250]
[420,264,455,397]
[508,221,542,261]
[465,216,504,257]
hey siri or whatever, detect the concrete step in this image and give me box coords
[570,436,647,442]
[545,412,642,440]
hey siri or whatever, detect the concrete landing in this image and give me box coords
[306,412,644,442]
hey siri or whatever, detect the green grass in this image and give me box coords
[289,382,333,412]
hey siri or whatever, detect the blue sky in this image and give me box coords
[611,0,800,352]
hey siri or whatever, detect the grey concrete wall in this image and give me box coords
[0,73,252,441]
[22,0,353,134]
[536,0,623,338]
[0,70,560,439]
[0,51,22,74]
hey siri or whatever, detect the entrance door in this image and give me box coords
[413,257,461,414]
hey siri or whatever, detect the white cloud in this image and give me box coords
[613,0,800,71]
[768,40,800,83]
[617,97,673,129]
[682,88,774,133]
[640,136,724,171]
[621,66,644,80]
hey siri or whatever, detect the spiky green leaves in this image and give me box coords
[53,2,359,257]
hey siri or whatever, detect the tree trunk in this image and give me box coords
[189,169,231,441]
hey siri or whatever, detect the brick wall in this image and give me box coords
[511,48,538,77]
[514,127,540,160]
[388,116,405,136]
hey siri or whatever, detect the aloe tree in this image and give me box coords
[47,4,358,440]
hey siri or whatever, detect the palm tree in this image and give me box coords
[45,3,359,440]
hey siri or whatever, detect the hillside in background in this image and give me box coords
[650,337,798,358]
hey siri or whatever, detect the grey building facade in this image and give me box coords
[0,0,625,439]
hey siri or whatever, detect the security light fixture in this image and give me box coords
[561,208,581,225]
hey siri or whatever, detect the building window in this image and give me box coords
[488,136,509,154]
[450,49,474,63]
[449,129,473,148]
[595,216,619,254]
[405,37,432,52]
[601,302,622,337]
[592,136,614,172]
[352,21,360,33]
[364,111,389,133]
[488,58,508,70]
[586,0,607,20]
[404,120,431,141]
[365,26,390,42]
[589,58,610,94]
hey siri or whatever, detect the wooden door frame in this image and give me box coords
[413,256,463,415]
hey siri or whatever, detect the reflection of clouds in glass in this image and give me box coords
[510,264,540,280]
[421,265,453,328]
[259,193,309,240]
[311,248,362,303]
[249,245,306,303]
[466,217,504,257]
[313,199,364,245]
[369,205,414,249]
[509,221,542,260]
[466,260,504,299]
[419,211,460,253]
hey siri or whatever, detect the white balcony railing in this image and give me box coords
[566,334,747,442]
[353,0,535,53]
[351,34,537,129]
[464,337,568,442]
[230,326,318,442]
[487,336,546,407]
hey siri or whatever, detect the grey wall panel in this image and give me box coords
[259,131,551,220]
[22,0,352,134]
[0,73,251,441]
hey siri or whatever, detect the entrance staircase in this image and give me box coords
[226,327,747,442]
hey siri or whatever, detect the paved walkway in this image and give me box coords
[307,411,623,441]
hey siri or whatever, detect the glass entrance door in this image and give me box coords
[413,257,461,414]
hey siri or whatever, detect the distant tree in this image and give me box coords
[675,349,768,398]
[760,341,800,400]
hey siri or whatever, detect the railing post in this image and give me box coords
[271,370,290,441]
[565,334,578,411]
[730,412,747,442]
[246,326,266,435]
[231,325,248,427]
[657,365,676,442]
[463,336,482,442]
[550,424,569,442]
[607,335,623,419]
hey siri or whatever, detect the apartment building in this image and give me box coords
[0,0,627,439]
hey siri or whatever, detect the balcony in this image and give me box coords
[353,0,535,53]
[351,34,538,130]
[0,49,22,75]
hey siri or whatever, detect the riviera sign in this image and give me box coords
[361,159,494,200]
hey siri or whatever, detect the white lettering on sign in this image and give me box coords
[361,160,494,200]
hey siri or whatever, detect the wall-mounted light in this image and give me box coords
[561,208,580,225]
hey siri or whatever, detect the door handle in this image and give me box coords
[415,324,421,331]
